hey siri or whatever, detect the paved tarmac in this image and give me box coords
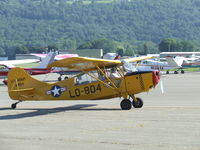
[0,72,200,150]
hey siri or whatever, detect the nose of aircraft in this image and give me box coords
[152,70,160,87]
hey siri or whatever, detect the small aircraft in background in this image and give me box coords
[7,55,160,110]
[0,51,56,84]
[135,56,185,74]
[160,51,200,69]
[0,58,39,68]
[31,52,80,80]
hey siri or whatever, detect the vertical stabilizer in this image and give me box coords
[166,56,184,67]
[35,52,56,68]
[7,67,48,100]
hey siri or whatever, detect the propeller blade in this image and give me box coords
[160,78,164,94]
[159,72,164,94]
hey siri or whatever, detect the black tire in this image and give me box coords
[58,77,62,81]
[11,104,16,109]
[132,97,143,108]
[120,99,132,110]
[166,71,169,74]
[181,70,184,74]
[174,71,178,74]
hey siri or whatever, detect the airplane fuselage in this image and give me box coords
[136,60,181,71]
[8,68,159,101]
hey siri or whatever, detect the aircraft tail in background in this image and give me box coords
[165,56,184,67]
[35,51,56,69]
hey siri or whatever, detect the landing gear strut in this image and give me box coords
[11,101,22,109]
[174,69,184,74]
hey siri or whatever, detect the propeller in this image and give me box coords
[159,71,164,94]
[155,58,164,94]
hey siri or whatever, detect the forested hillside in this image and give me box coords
[0,0,200,56]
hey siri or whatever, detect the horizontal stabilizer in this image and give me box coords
[9,88,35,92]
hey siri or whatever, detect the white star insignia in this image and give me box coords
[51,86,61,96]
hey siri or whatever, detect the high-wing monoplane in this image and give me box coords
[7,56,160,110]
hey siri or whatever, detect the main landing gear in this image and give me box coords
[120,96,143,110]
[11,101,22,109]
[166,70,185,74]
[174,69,184,74]
[58,76,68,81]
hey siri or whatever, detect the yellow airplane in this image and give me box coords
[7,56,160,110]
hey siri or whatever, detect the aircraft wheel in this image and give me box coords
[64,76,68,80]
[174,71,178,74]
[58,77,62,81]
[132,97,143,108]
[120,99,132,110]
[181,70,184,74]
[166,71,169,74]
[11,103,16,109]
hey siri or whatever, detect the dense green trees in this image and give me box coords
[159,38,196,52]
[0,0,199,57]
[78,38,120,53]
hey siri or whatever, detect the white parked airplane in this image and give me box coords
[0,58,39,68]
[160,51,200,68]
[135,56,185,74]
[0,51,56,83]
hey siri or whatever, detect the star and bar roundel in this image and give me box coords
[46,85,66,97]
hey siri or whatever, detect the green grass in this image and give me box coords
[168,67,200,72]
[14,63,39,68]
[183,67,200,72]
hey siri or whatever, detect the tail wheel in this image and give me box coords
[11,103,16,109]
[132,97,143,108]
[181,70,184,74]
[120,99,132,110]
[166,70,169,74]
[11,101,22,109]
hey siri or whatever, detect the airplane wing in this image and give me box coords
[47,56,153,71]
[123,56,154,63]
[0,59,40,68]
[48,57,121,71]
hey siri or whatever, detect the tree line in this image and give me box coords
[6,38,197,59]
[0,0,200,58]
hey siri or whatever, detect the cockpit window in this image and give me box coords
[74,71,98,85]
